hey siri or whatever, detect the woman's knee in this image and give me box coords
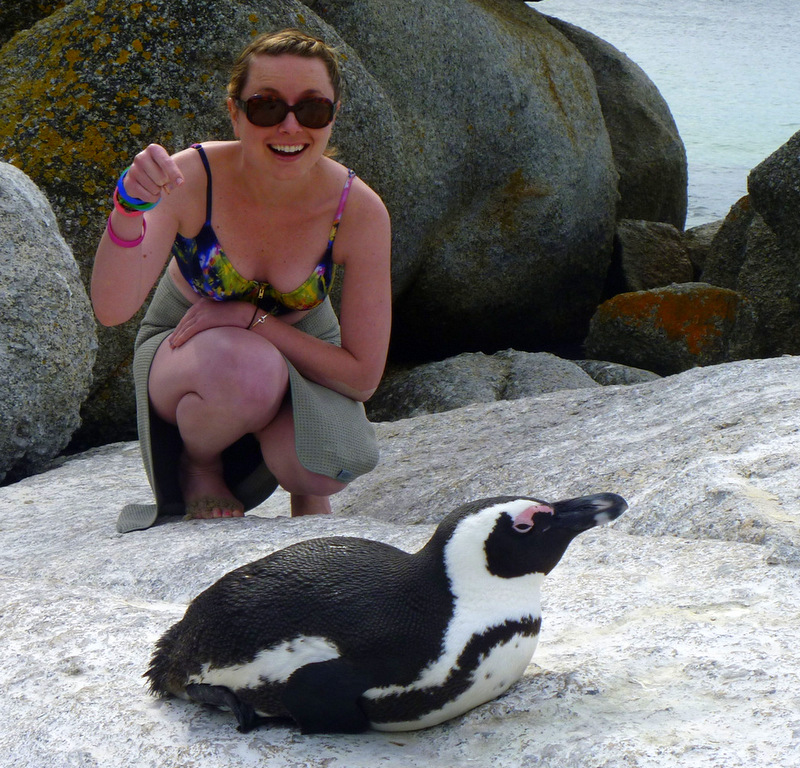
[222,341,288,406]
[198,329,286,382]
[150,328,289,420]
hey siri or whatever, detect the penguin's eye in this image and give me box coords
[512,522,532,533]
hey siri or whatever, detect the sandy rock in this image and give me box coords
[1,356,799,766]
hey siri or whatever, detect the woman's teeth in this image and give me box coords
[270,145,305,155]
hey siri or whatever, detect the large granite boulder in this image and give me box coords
[1,356,799,766]
[0,162,96,483]
[748,128,800,251]
[305,0,619,359]
[700,130,800,358]
[543,16,687,229]
[716,214,800,358]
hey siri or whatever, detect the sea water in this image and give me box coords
[532,0,800,227]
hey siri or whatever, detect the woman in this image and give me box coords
[91,30,391,531]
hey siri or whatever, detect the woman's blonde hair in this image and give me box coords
[227,29,343,102]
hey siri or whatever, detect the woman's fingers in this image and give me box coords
[146,143,184,192]
[124,144,184,202]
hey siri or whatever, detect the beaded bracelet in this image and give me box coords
[117,167,160,211]
[113,188,144,217]
[107,212,146,248]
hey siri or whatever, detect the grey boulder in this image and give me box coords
[0,162,96,483]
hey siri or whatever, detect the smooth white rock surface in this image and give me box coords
[2,357,799,767]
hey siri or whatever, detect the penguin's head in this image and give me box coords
[437,493,627,582]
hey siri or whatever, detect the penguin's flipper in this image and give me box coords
[185,683,266,733]
[282,659,373,734]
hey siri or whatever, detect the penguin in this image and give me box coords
[145,492,627,734]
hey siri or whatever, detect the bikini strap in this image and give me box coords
[191,143,213,225]
[327,169,357,248]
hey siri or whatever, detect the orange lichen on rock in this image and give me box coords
[597,286,740,356]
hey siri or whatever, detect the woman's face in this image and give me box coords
[230,54,337,176]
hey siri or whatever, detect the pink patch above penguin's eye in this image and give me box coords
[512,503,554,533]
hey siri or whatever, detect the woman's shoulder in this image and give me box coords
[327,161,390,265]
[327,159,389,221]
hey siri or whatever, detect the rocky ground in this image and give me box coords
[2,356,799,767]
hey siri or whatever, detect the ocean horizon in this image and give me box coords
[533,0,800,228]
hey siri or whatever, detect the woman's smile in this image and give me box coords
[269,143,308,157]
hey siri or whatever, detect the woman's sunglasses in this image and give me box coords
[235,95,336,129]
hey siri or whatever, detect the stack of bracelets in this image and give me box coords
[107,167,161,248]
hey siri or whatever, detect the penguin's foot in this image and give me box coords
[180,455,244,519]
[185,684,266,733]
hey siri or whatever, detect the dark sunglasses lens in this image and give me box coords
[247,99,287,127]
[294,99,334,128]
[242,97,334,128]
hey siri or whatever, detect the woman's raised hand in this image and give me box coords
[124,144,184,203]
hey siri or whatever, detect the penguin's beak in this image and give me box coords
[549,493,628,531]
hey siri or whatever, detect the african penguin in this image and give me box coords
[145,492,627,734]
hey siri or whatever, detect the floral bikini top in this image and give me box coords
[171,144,356,316]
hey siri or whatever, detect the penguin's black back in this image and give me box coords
[147,535,454,697]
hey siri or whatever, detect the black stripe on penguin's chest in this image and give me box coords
[364,615,542,724]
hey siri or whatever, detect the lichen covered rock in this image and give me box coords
[585,282,755,375]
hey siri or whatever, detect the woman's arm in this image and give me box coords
[90,144,187,326]
[249,181,392,402]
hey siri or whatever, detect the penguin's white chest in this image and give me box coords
[464,631,539,704]
[368,630,539,732]
[366,505,548,731]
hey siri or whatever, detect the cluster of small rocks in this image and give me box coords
[586,132,800,372]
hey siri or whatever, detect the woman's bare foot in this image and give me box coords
[290,494,332,517]
[180,454,244,520]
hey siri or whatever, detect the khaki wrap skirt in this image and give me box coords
[117,271,379,533]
